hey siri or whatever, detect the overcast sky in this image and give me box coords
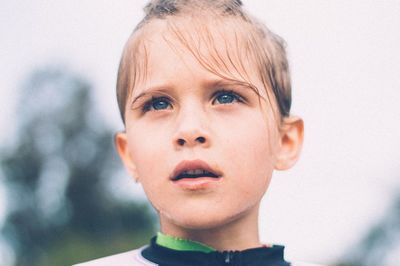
[1,0,400,264]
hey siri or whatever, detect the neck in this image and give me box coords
[159,203,261,251]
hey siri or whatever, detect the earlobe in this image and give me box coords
[114,132,139,182]
[274,116,304,171]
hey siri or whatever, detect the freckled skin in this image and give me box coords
[115,19,303,251]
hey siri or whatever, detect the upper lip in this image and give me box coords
[170,159,222,181]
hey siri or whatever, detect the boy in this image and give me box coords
[76,0,312,265]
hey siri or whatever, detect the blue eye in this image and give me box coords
[142,97,172,112]
[213,90,243,105]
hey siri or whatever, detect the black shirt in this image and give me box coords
[141,236,291,266]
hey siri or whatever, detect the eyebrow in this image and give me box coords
[209,79,252,90]
[210,79,262,98]
[130,86,170,107]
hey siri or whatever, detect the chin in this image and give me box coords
[161,205,248,232]
[177,215,227,230]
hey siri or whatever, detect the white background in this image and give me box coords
[1,1,400,265]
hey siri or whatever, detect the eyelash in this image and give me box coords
[141,90,245,113]
[142,96,171,113]
[212,90,245,105]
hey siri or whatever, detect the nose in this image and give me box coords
[172,108,211,149]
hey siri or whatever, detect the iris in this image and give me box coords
[152,98,170,110]
[216,93,235,104]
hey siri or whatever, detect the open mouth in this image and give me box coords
[170,160,222,181]
[172,169,219,181]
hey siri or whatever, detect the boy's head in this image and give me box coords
[115,0,303,243]
[116,0,292,125]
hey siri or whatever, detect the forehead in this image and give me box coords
[131,16,264,91]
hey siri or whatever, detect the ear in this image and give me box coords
[274,116,304,170]
[114,132,139,182]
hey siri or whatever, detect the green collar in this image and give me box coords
[156,232,216,253]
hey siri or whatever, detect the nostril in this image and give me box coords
[196,136,206,143]
[176,136,207,146]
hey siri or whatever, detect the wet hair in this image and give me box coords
[116,0,292,124]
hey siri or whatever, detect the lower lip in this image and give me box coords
[173,177,221,190]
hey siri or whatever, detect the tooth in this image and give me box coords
[181,169,208,175]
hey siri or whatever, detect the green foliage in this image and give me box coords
[0,67,156,266]
[335,192,400,266]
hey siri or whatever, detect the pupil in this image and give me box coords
[153,100,168,110]
[218,94,234,104]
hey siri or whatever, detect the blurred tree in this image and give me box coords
[335,192,400,266]
[0,67,156,266]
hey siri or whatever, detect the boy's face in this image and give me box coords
[116,19,301,233]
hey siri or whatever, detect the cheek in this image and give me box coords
[126,128,170,190]
[221,112,277,190]
[124,118,178,210]
[128,123,169,164]
[223,111,276,162]
[129,141,169,211]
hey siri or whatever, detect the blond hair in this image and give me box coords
[116,0,291,124]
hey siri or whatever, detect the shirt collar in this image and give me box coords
[156,231,215,253]
[142,235,291,266]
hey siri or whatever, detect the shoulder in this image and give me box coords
[291,261,327,266]
[72,246,157,266]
